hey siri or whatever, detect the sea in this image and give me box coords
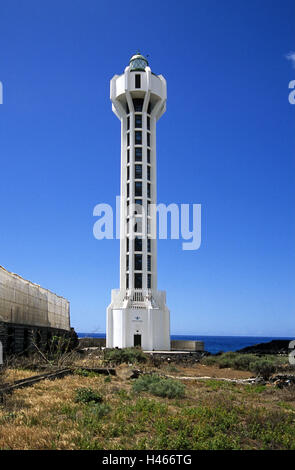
[77,333,293,355]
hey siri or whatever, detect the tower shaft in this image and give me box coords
[106,54,170,350]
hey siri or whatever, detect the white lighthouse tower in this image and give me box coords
[106,53,170,351]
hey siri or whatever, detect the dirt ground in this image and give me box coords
[171,363,254,379]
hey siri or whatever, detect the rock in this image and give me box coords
[270,374,295,388]
[254,377,266,385]
[115,365,141,380]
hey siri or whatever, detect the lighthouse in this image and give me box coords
[106,53,170,351]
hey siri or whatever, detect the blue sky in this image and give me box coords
[0,0,294,336]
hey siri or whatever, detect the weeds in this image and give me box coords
[103,347,147,365]
[0,357,294,450]
[249,359,276,380]
[132,374,185,399]
[74,387,103,404]
[201,352,285,375]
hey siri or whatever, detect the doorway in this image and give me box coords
[133,334,141,347]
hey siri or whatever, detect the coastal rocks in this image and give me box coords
[270,374,295,388]
[237,340,291,355]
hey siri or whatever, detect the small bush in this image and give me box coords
[232,354,257,370]
[87,403,110,419]
[249,360,276,380]
[201,356,219,367]
[74,387,103,404]
[133,374,185,399]
[104,347,147,365]
[74,369,100,378]
[202,352,280,374]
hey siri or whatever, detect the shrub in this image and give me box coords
[232,354,258,371]
[201,356,219,367]
[202,352,279,374]
[74,387,103,404]
[249,360,276,380]
[87,403,110,419]
[104,347,147,365]
[133,374,185,399]
[74,369,100,378]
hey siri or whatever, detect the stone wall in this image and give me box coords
[78,337,205,352]
[78,337,106,348]
[0,321,78,358]
[171,340,204,352]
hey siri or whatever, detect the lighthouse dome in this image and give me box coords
[129,53,148,71]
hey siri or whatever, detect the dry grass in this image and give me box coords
[0,359,294,450]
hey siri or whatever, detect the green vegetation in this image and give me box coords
[0,353,294,450]
[132,374,185,399]
[74,387,103,404]
[202,351,286,376]
[103,347,147,365]
[249,359,276,380]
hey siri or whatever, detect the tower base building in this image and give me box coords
[107,290,170,350]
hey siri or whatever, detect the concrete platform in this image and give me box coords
[144,350,200,354]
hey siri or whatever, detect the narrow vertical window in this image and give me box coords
[135,147,142,161]
[135,237,142,252]
[126,255,129,271]
[127,133,130,146]
[135,164,142,179]
[147,238,151,253]
[147,183,151,198]
[135,74,141,88]
[134,273,142,288]
[127,116,130,130]
[147,255,151,271]
[133,98,143,112]
[127,166,130,180]
[127,183,129,198]
[127,149,130,163]
[126,273,129,289]
[135,131,142,144]
[147,132,150,147]
[147,149,150,163]
[134,254,142,270]
[147,116,150,130]
[147,274,151,289]
[126,237,129,252]
[135,114,142,128]
[135,182,142,197]
[147,166,151,181]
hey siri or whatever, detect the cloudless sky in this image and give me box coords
[0,0,294,336]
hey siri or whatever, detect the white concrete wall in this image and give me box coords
[107,302,170,351]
